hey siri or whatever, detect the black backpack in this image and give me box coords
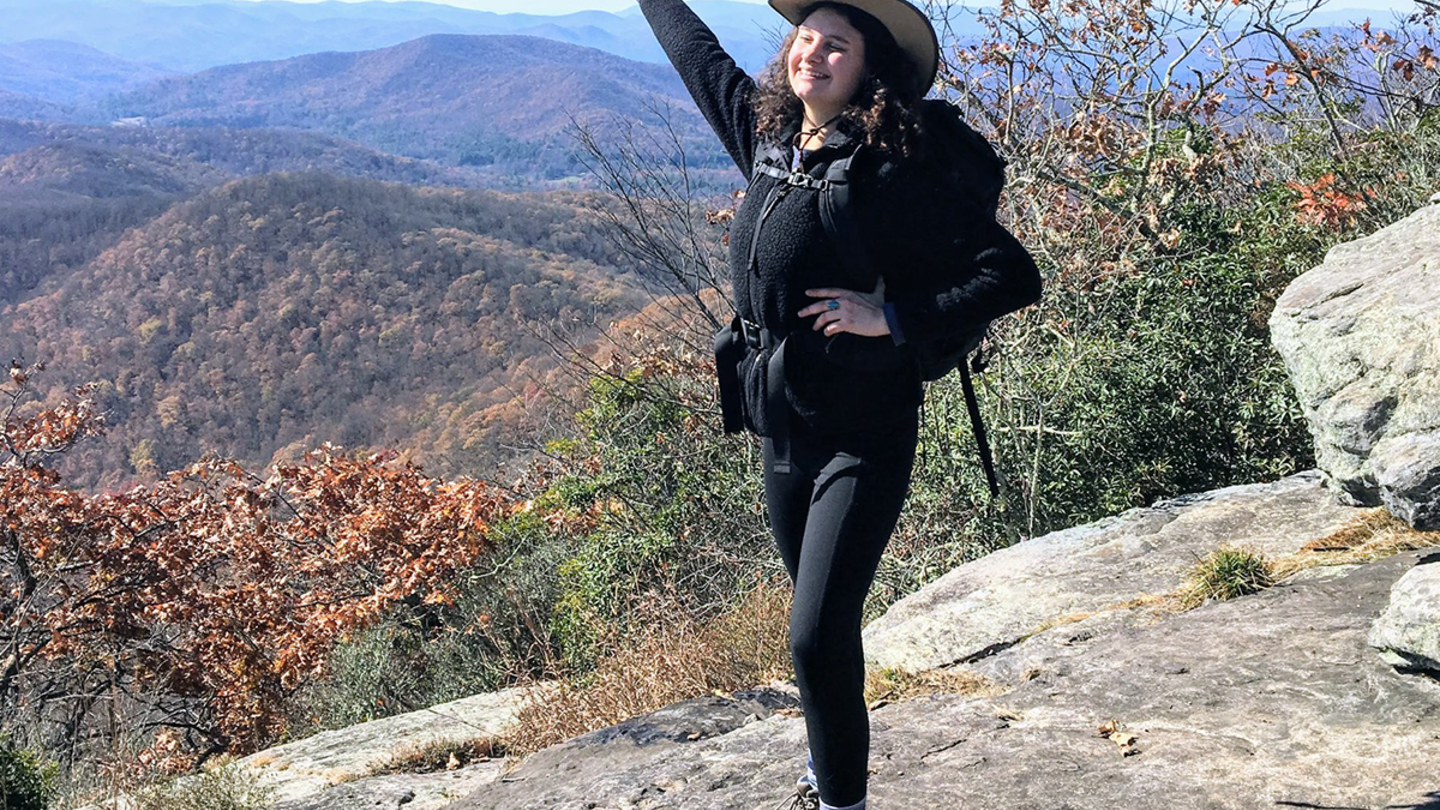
[750,100,1008,495]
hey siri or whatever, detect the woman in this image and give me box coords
[637,1,1042,808]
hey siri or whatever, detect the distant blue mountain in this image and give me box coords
[0,0,1394,86]
[0,0,785,74]
[0,39,174,105]
[0,88,73,121]
[97,32,734,180]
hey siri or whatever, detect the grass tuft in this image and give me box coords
[1275,507,1440,577]
[1179,545,1275,608]
[379,737,504,775]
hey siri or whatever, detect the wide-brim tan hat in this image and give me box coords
[769,0,938,97]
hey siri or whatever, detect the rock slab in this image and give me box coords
[273,762,506,810]
[1269,203,1440,528]
[861,471,1356,673]
[449,551,1440,810]
[237,684,541,804]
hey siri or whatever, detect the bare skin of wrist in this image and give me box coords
[797,278,890,337]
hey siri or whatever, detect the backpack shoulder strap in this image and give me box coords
[752,141,791,183]
[818,146,881,286]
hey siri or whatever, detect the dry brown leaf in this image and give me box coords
[1097,719,1140,755]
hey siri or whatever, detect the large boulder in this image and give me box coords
[1369,553,1440,673]
[1268,203,1440,528]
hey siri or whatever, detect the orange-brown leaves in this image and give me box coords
[2,367,509,760]
[1285,173,1375,231]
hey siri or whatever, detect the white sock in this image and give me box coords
[819,798,866,810]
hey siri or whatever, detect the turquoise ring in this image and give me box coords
[827,299,840,311]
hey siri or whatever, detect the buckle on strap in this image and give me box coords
[739,318,765,350]
[787,171,831,191]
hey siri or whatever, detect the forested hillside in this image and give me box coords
[0,118,502,191]
[0,88,69,121]
[0,172,646,492]
[0,141,226,201]
[0,123,520,305]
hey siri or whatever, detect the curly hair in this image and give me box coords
[753,1,926,161]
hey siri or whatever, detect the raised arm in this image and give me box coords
[638,0,760,178]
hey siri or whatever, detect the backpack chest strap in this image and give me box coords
[753,159,842,192]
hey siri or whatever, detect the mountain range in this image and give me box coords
[0,0,786,75]
[0,28,743,188]
[100,33,722,172]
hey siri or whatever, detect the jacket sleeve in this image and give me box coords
[638,0,759,180]
[884,199,1044,345]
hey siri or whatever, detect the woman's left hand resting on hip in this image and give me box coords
[800,278,890,337]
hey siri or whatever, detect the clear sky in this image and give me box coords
[197,0,1427,19]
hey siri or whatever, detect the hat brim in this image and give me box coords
[769,0,938,97]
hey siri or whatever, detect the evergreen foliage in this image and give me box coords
[0,739,57,810]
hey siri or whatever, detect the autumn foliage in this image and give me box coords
[944,0,1439,264]
[1,362,509,768]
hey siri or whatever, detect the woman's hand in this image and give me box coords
[799,278,889,337]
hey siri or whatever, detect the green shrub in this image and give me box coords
[0,739,57,810]
[544,357,773,669]
[869,117,1440,615]
[282,344,774,729]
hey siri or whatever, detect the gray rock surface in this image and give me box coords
[1369,553,1440,673]
[274,762,506,810]
[1269,204,1440,528]
[861,471,1356,673]
[237,684,542,804]
[450,551,1440,810]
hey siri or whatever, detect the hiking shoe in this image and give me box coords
[775,788,820,810]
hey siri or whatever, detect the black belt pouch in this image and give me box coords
[713,319,746,434]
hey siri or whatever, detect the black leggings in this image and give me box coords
[763,411,918,807]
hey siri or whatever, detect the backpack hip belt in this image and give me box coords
[713,316,792,474]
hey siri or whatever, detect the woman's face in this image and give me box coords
[787,7,867,121]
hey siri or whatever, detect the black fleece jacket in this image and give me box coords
[638,0,1042,438]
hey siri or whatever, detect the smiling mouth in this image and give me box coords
[797,70,830,80]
